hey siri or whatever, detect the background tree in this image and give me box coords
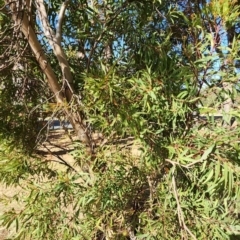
[0,0,240,239]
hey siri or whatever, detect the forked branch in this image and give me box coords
[5,0,93,151]
[172,175,197,240]
[36,0,73,100]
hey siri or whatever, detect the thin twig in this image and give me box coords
[42,143,78,173]
[166,158,204,169]
[172,174,197,240]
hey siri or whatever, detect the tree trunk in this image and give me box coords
[5,0,93,153]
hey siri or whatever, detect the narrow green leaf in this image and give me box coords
[200,144,215,161]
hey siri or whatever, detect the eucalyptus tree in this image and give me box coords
[0,0,240,239]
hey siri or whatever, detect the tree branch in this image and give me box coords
[56,0,70,44]
[35,0,93,150]
[5,0,63,102]
[35,0,73,102]
[35,0,56,46]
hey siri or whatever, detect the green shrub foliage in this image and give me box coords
[0,0,240,239]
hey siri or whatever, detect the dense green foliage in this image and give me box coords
[0,0,240,239]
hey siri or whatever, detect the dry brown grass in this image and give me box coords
[0,129,142,239]
[0,130,77,239]
[0,185,23,239]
